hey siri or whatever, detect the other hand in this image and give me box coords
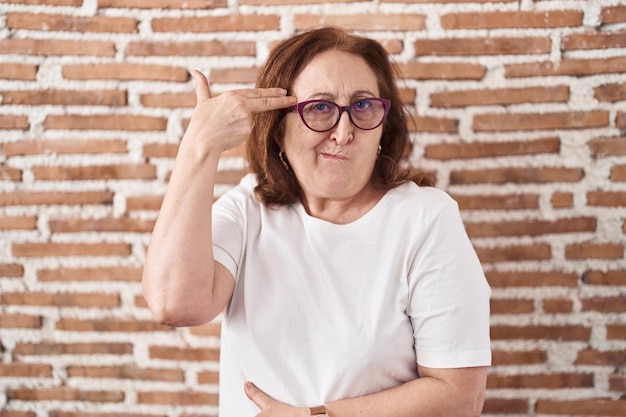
[184,70,296,155]
[244,381,309,417]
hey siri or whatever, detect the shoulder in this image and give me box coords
[388,182,457,212]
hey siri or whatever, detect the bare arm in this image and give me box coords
[142,71,296,326]
[245,366,488,417]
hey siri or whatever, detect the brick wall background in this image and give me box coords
[0,0,625,416]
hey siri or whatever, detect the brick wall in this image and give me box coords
[0,0,625,416]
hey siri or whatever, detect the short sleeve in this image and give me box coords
[212,176,254,280]
[407,200,491,369]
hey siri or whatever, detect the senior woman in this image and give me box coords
[142,27,491,417]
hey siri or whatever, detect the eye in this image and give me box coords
[309,101,334,113]
[352,99,373,112]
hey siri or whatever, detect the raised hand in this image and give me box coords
[184,70,296,155]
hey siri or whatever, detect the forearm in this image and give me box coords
[142,138,222,326]
[325,367,487,417]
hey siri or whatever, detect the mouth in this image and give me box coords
[320,152,348,160]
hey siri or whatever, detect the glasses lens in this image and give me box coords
[301,101,338,132]
[350,99,386,130]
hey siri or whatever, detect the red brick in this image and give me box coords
[0,115,29,130]
[152,15,280,32]
[0,166,22,181]
[62,63,189,82]
[450,167,583,185]
[143,143,180,158]
[140,92,195,108]
[408,114,458,133]
[0,216,37,230]
[43,115,167,131]
[126,196,163,212]
[0,63,38,80]
[587,191,626,207]
[431,86,568,107]
[12,242,131,258]
[3,139,128,156]
[244,0,360,4]
[14,342,132,355]
[100,0,227,8]
[0,39,115,56]
[597,82,626,102]
[491,298,534,314]
[483,398,529,415]
[582,270,626,286]
[55,318,172,332]
[551,192,574,208]
[589,136,626,156]
[492,349,547,365]
[486,271,578,287]
[543,298,574,313]
[491,325,591,340]
[0,263,24,278]
[565,243,624,260]
[198,370,220,385]
[466,217,596,238]
[475,243,551,263]
[137,390,218,406]
[425,137,559,159]
[149,346,220,362]
[451,193,539,211]
[397,62,485,80]
[0,314,42,329]
[0,410,35,417]
[581,296,626,313]
[0,89,126,106]
[0,191,114,207]
[1,292,120,308]
[67,365,183,382]
[0,363,52,378]
[49,217,154,233]
[4,0,81,4]
[506,56,626,78]
[210,67,259,84]
[414,37,550,56]
[602,6,626,24]
[442,10,583,29]
[488,373,593,389]
[294,14,426,31]
[473,111,609,132]
[39,267,142,282]
[563,31,626,50]
[610,165,626,181]
[6,387,124,403]
[575,349,626,366]
[33,164,156,181]
[6,12,138,33]
[189,323,221,338]
[607,325,626,340]
[127,40,255,57]
[535,398,626,417]
[609,374,626,392]
[618,112,626,128]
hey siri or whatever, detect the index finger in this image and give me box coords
[241,88,297,113]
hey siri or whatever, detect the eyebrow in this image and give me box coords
[305,90,377,101]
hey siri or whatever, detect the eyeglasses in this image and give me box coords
[286,98,391,133]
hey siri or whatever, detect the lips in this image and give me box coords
[321,152,348,160]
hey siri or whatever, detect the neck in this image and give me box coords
[301,184,385,224]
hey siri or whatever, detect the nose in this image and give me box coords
[330,109,354,145]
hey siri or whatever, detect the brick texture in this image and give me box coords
[0,1,624,417]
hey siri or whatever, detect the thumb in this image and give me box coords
[244,381,272,410]
[190,69,212,103]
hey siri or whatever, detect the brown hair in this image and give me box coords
[248,27,434,205]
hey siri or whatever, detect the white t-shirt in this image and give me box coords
[212,174,491,417]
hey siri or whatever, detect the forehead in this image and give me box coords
[292,49,380,97]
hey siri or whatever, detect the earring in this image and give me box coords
[377,145,382,156]
[279,150,289,171]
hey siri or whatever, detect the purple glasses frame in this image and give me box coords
[285,98,392,133]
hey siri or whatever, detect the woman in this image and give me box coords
[142,27,491,417]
